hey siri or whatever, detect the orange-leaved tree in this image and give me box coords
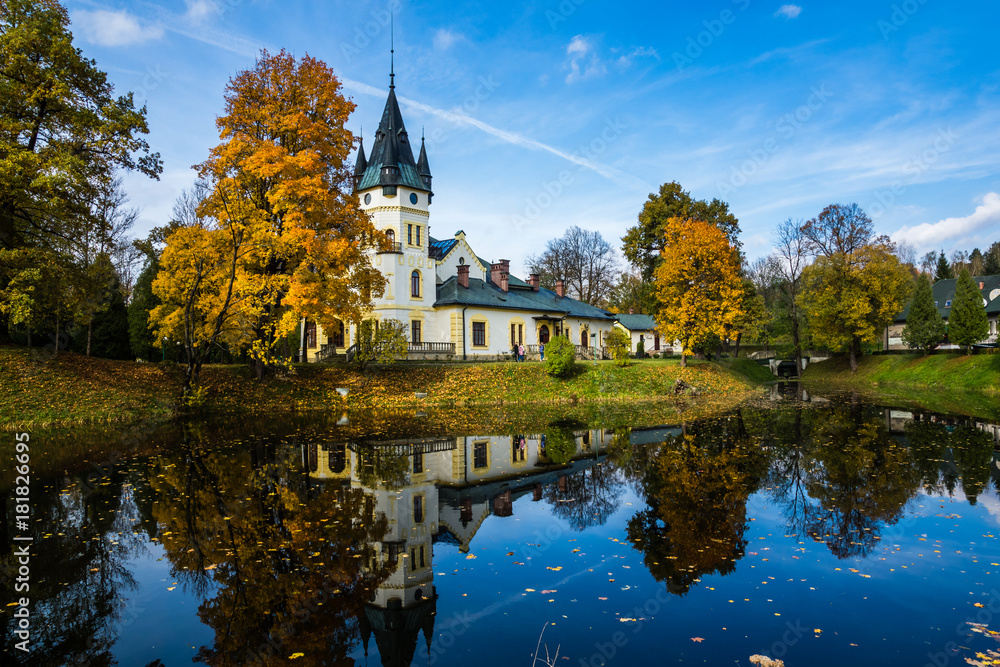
[654,217,743,368]
[152,49,385,387]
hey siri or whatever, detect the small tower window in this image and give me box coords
[411,271,421,297]
[407,224,413,245]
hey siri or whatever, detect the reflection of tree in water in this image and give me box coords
[544,463,624,531]
[952,426,995,505]
[627,412,769,596]
[145,427,392,667]
[1,462,148,665]
[904,419,950,495]
[797,409,920,560]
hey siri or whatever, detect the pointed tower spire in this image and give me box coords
[417,129,432,192]
[389,11,395,90]
[353,130,368,191]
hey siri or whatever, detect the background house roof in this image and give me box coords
[896,275,1000,321]
[614,313,657,331]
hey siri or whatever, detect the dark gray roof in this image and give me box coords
[614,313,657,331]
[896,274,1000,321]
[435,276,615,321]
[355,88,430,193]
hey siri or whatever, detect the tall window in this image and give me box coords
[407,224,413,245]
[473,441,488,468]
[413,495,424,523]
[329,443,346,473]
[415,225,421,246]
[411,271,420,297]
[413,452,423,474]
[411,320,421,343]
[305,321,317,348]
[472,321,486,347]
[510,323,523,345]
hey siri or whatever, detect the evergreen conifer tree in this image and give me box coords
[901,273,945,353]
[948,268,988,353]
[934,250,953,281]
[984,241,1000,276]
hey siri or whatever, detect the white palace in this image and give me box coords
[300,73,618,363]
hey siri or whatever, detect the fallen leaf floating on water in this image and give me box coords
[289,653,304,660]
[691,637,704,643]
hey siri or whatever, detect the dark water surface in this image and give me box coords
[3,397,1000,666]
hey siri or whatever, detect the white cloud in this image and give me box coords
[775,4,803,19]
[565,35,607,84]
[72,9,164,46]
[891,192,1000,248]
[433,28,463,51]
[184,0,220,24]
[616,46,660,67]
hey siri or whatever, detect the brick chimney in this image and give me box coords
[555,279,565,298]
[628,308,634,314]
[529,273,540,291]
[500,273,509,292]
[457,264,470,289]
[490,259,510,292]
[979,281,985,289]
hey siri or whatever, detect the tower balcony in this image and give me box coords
[377,242,403,254]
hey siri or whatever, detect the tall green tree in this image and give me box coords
[799,204,911,372]
[984,241,1000,275]
[948,268,989,353]
[934,250,952,281]
[901,273,945,353]
[0,0,160,338]
[128,258,160,360]
[622,181,740,287]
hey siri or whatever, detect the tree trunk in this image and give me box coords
[734,332,742,358]
[848,336,860,373]
[53,311,60,357]
[680,352,687,369]
[86,320,92,356]
[793,321,803,377]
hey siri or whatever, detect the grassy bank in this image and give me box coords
[0,346,765,430]
[802,353,1000,419]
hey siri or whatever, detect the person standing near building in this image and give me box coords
[539,343,545,361]
[518,343,525,362]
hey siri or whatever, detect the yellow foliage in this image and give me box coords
[654,218,744,362]
[151,49,385,369]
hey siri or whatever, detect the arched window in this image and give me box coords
[411,270,420,297]
[581,329,588,347]
[539,325,550,344]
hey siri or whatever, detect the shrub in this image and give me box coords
[635,337,645,359]
[543,336,576,377]
[605,328,631,367]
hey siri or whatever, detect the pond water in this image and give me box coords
[3,395,1000,667]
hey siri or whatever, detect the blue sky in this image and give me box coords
[64,0,1000,275]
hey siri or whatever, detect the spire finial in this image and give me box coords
[389,12,395,89]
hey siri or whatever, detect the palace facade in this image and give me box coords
[300,77,617,362]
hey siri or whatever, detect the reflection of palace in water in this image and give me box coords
[304,428,614,666]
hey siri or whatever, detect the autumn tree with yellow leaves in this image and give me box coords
[798,204,911,372]
[151,49,385,391]
[654,217,744,368]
